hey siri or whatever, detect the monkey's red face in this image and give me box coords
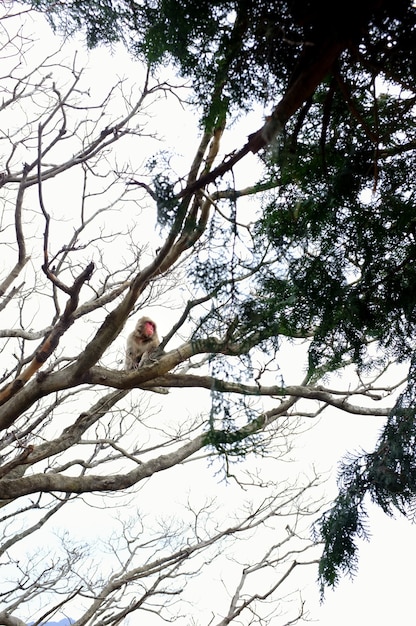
[142,321,155,338]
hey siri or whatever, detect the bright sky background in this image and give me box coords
[2,6,415,625]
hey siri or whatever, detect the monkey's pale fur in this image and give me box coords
[125,316,160,371]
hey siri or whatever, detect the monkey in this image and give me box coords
[125,316,160,371]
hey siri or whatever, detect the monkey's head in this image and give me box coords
[136,317,156,339]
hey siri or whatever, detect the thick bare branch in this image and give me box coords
[0,433,206,498]
[0,263,94,407]
[0,613,27,626]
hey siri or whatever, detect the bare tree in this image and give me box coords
[0,7,405,626]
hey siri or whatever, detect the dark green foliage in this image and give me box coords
[153,175,179,229]
[205,390,263,457]
[314,356,416,593]
[314,490,369,592]
[30,1,301,124]
[252,74,416,374]
[34,0,409,130]
[31,0,128,47]
[28,0,416,133]
[367,365,416,517]
[144,154,179,228]
[205,354,266,457]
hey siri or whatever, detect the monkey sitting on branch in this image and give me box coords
[124,316,160,371]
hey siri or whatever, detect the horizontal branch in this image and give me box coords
[0,374,390,499]
[0,340,197,430]
[85,366,392,417]
[0,326,392,432]
[0,326,54,340]
[152,374,392,416]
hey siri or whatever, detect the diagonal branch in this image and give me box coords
[0,263,94,407]
[178,37,347,196]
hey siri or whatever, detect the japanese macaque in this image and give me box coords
[125,316,160,371]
